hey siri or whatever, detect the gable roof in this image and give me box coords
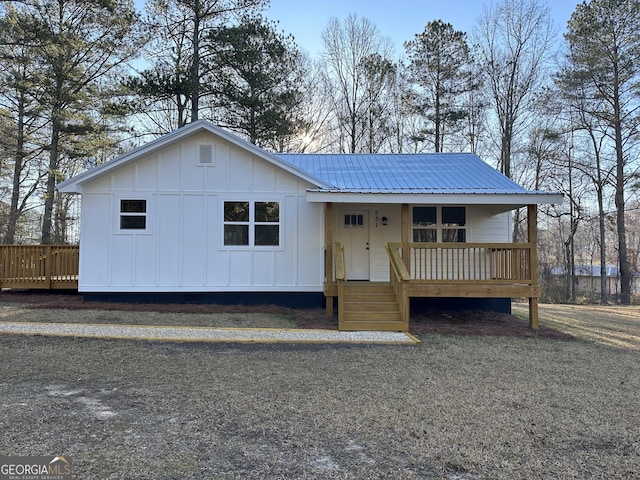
[57,120,562,207]
[57,120,330,193]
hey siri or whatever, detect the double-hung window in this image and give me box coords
[412,206,466,242]
[120,199,147,230]
[224,201,280,247]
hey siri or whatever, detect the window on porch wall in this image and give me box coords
[411,206,467,280]
[412,206,466,242]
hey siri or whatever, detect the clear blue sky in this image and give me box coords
[265,0,581,57]
[133,0,582,57]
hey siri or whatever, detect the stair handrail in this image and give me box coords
[386,243,410,329]
[385,243,410,281]
[333,242,346,281]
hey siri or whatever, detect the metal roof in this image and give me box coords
[274,153,528,194]
[57,120,561,206]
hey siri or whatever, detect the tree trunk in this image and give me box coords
[190,0,201,123]
[597,185,608,304]
[41,119,60,245]
[613,77,630,304]
[4,97,25,244]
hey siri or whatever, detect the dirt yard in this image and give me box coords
[1,292,639,479]
[0,290,572,338]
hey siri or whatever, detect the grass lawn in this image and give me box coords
[0,300,638,479]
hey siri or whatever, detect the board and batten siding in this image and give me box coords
[77,132,324,292]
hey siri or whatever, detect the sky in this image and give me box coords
[133,1,583,58]
[264,0,583,57]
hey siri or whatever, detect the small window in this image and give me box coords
[120,200,146,230]
[344,214,364,227]
[224,201,280,247]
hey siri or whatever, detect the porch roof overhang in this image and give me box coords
[305,189,563,210]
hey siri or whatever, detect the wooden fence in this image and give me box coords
[0,245,79,289]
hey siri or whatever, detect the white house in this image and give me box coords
[58,120,562,331]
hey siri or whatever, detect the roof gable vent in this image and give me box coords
[199,144,214,165]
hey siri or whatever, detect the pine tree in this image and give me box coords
[559,0,640,304]
[404,20,473,153]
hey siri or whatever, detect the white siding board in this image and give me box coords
[78,193,111,289]
[229,251,252,286]
[134,234,157,286]
[216,140,231,164]
[252,251,275,286]
[296,200,325,286]
[181,195,206,286]
[252,159,276,192]
[113,167,134,190]
[181,142,205,191]
[274,195,296,286]
[88,175,112,192]
[158,145,181,191]
[276,169,301,192]
[135,156,157,190]
[204,144,227,191]
[110,235,134,285]
[227,149,253,191]
[157,194,181,286]
[275,250,295,286]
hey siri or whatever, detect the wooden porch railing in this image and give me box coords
[0,245,79,289]
[390,242,535,284]
[387,241,539,329]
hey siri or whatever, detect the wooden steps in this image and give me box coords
[339,282,407,332]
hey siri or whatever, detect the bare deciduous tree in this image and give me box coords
[474,0,555,178]
[320,14,395,153]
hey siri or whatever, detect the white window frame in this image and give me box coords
[116,196,152,234]
[412,206,467,242]
[222,199,282,249]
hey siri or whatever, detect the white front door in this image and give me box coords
[337,210,370,280]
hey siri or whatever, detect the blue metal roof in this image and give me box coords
[274,153,526,193]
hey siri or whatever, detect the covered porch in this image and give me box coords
[324,204,540,332]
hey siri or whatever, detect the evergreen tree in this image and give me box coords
[24,0,141,244]
[207,15,303,146]
[0,4,47,243]
[404,20,473,152]
[130,0,267,131]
